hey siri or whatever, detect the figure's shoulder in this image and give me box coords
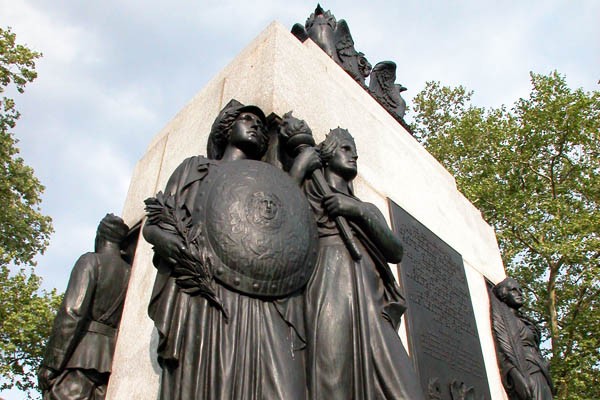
[180,155,207,165]
[166,156,218,192]
[171,155,219,179]
[74,252,99,265]
[362,201,382,215]
[71,252,101,275]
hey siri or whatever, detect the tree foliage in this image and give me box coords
[0,27,58,398]
[411,71,600,399]
[0,26,52,266]
[0,268,61,396]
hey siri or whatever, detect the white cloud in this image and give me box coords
[59,137,132,209]
[0,0,103,65]
[36,219,97,291]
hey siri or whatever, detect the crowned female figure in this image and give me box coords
[303,128,425,400]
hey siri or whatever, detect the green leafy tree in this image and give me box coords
[411,72,600,399]
[0,27,58,397]
[0,268,61,396]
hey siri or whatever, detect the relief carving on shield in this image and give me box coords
[200,159,318,297]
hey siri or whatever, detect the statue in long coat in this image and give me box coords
[38,214,131,400]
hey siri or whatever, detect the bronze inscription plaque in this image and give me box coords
[389,200,491,400]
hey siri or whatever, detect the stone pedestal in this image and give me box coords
[107,21,507,399]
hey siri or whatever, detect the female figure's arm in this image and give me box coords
[143,224,186,265]
[143,159,193,265]
[322,193,403,263]
[288,147,321,185]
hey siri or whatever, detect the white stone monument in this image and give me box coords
[107,21,507,399]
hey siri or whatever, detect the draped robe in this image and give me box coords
[303,179,426,400]
[148,156,306,400]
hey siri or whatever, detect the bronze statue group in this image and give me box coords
[38,100,554,400]
[142,100,425,400]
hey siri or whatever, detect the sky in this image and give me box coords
[0,0,598,397]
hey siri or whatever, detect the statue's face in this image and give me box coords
[228,112,267,158]
[503,279,524,309]
[328,139,358,181]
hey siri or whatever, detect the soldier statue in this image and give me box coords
[38,214,131,400]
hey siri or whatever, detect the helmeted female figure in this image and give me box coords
[144,100,318,400]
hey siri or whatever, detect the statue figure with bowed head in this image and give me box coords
[491,277,554,400]
[38,214,131,400]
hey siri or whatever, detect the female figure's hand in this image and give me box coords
[38,366,58,391]
[289,147,322,185]
[322,193,363,220]
[509,369,533,400]
[143,224,187,265]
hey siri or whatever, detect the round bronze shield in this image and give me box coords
[198,159,318,297]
